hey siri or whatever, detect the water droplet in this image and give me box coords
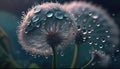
[94,43,98,45]
[91,62,95,66]
[24,25,34,34]
[89,41,93,45]
[77,25,81,29]
[96,37,99,40]
[91,29,94,32]
[47,11,53,18]
[88,30,92,34]
[34,7,41,14]
[64,13,69,17]
[116,50,119,52]
[107,35,110,38]
[32,15,39,22]
[24,31,28,34]
[102,39,106,43]
[82,29,87,35]
[88,25,92,27]
[83,40,86,42]
[93,20,97,23]
[99,45,103,49]
[96,23,100,27]
[36,25,40,28]
[112,45,116,47]
[55,11,64,19]
[45,56,48,59]
[105,30,109,33]
[88,36,91,39]
[92,14,99,19]
[83,37,87,40]
[60,52,64,57]
[89,12,92,16]
[83,19,87,22]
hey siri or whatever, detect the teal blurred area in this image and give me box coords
[0,11,20,56]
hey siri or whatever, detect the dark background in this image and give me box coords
[0,0,120,15]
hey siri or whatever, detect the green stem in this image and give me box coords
[81,54,93,69]
[70,44,79,68]
[52,47,56,68]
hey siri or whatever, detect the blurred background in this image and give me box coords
[0,0,120,68]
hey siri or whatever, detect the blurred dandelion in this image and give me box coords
[82,50,110,68]
[64,1,119,68]
[18,2,75,68]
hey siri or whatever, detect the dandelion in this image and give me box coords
[17,3,75,68]
[81,50,110,68]
[64,1,119,68]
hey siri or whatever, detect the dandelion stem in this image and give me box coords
[52,47,56,68]
[81,54,94,69]
[70,44,79,68]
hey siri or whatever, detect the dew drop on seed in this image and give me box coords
[47,11,53,18]
[88,30,92,34]
[24,31,28,34]
[105,30,109,33]
[24,25,34,34]
[107,35,110,38]
[99,45,103,49]
[82,29,87,35]
[96,23,100,27]
[55,11,63,19]
[88,25,92,27]
[83,19,87,22]
[45,56,48,59]
[34,7,41,14]
[94,43,98,45]
[92,14,99,19]
[88,36,91,39]
[102,39,106,43]
[88,11,92,16]
[89,41,93,45]
[32,15,39,22]
[83,37,87,40]
[36,25,40,28]
[96,37,99,40]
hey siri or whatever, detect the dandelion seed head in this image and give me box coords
[18,3,75,56]
[64,1,119,52]
[90,50,111,66]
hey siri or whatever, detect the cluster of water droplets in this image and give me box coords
[65,2,119,51]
